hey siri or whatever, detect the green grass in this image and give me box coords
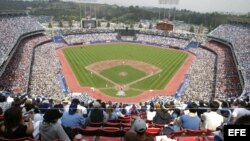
[63,43,188,97]
[100,65,146,84]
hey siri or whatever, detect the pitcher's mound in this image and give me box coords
[119,72,127,76]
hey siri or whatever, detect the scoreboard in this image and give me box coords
[81,19,96,28]
[156,23,174,31]
[115,28,139,36]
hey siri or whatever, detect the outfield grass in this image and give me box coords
[63,43,188,97]
[100,65,146,84]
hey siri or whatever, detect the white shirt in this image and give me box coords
[201,111,224,130]
[146,111,156,121]
[232,108,250,122]
[34,113,44,123]
[77,105,87,115]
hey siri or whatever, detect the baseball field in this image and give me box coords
[62,43,188,97]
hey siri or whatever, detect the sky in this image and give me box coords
[63,0,250,14]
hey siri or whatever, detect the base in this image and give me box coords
[116,90,126,96]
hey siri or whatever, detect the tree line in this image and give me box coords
[0,0,249,28]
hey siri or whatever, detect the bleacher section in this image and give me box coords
[208,23,250,96]
[0,15,44,66]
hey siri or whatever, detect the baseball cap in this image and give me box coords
[132,118,147,133]
[44,109,63,123]
[93,101,101,108]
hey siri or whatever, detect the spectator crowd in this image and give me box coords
[136,34,189,49]
[0,16,44,65]
[0,35,49,94]
[0,91,250,140]
[205,41,242,98]
[64,33,117,45]
[182,48,216,102]
[209,23,250,95]
[28,42,66,99]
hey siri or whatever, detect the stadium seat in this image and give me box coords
[0,137,36,141]
[205,129,215,136]
[121,122,131,128]
[73,127,100,141]
[98,127,125,141]
[89,122,103,127]
[103,122,121,128]
[107,119,120,123]
[119,118,131,123]
[145,128,161,136]
[174,136,199,141]
[172,130,186,138]
[203,135,214,141]
[153,124,165,128]
[186,129,206,136]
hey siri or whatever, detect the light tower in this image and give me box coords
[77,0,98,28]
[158,0,180,21]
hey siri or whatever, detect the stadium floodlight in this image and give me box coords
[158,0,180,21]
[76,0,98,3]
[158,0,180,5]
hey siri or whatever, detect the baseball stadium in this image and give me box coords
[0,0,250,140]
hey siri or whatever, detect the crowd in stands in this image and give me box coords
[28,42,66,99]
[63,32,189,49]
[209,23,250,95]
[182,48,216,102]
[136,34,189,48]
[0,92,250,140]
[48,26,194,41]
[139,29,194,40]
[0,35,49,94]
[1,14,250,140]
[48,28,116,37]
[64,33,117,44]
[0,16,44,65]
[205,41,242,98]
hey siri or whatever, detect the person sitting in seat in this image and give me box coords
[61,102,85,128]
[0,107,33,139]
[125,118,154,141]
[175,102,200,130]
[201,101,224,130]
[39,109,70,141]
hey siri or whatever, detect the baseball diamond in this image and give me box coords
[60,43,189,97]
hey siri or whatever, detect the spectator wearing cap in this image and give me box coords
[72,98,87,116]
[54,99,64,113]
[231,100,250,123]
[175,102,200,130]
[39,109,70,141]
[88,101,107,123]
[62,98,70,113]
[153,103,172,125]
[0,107,33,139]
[61,102,85,128]
[125,118,154,141]
[201,101,224,130]
[34,101,50,123]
